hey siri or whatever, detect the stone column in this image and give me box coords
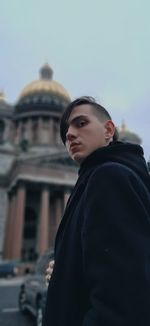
[9,121,15,144]
[15,122,22,145]
[55,196,63,229]
[49,119,54,144]
[38,117,43,143]
[55,120,61,144]
[3,192,15,259]
[38,185,50,255]
[11,182,26,260]
[26,119,32,144]
[18,121,22,144]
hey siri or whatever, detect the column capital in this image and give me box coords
[17,180,26,189]
[8,186,17,198]
[64,186,72,194]
[40,183,50,191]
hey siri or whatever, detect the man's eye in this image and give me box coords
[78,120,86,127]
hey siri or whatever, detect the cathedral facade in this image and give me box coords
[0,64,77,263]
[0,64,143,265]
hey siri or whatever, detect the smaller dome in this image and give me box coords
[0,91,5,101]
[0,91,13,113]
[118,120,142,145]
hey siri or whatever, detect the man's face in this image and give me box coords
[65,104,114,164]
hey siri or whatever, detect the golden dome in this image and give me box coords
[18,63,70,101]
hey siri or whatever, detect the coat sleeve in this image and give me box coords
[81,164,150,326]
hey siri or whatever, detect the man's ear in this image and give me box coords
[104,120,115,140]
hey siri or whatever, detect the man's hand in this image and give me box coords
[45,260,55,285]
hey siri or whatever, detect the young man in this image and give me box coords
[43,96,150,326]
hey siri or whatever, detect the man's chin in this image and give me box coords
[72,154,82,164]
[72,153,86,164]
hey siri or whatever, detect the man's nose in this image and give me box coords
[66,126,77,141]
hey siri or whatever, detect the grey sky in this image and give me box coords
[0,0,150,159]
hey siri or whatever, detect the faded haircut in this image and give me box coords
[60,96,119,144]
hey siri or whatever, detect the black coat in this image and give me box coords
[43,142,150,326]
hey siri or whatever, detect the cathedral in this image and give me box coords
[0,63,78,264]
[0,63,143,265]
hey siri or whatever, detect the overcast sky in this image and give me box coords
[0,0,150,159]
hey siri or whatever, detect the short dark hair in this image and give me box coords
[60,96,119,144]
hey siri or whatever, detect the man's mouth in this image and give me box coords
[70,142,80,153]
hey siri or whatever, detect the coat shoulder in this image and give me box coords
[89,162,133,181]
